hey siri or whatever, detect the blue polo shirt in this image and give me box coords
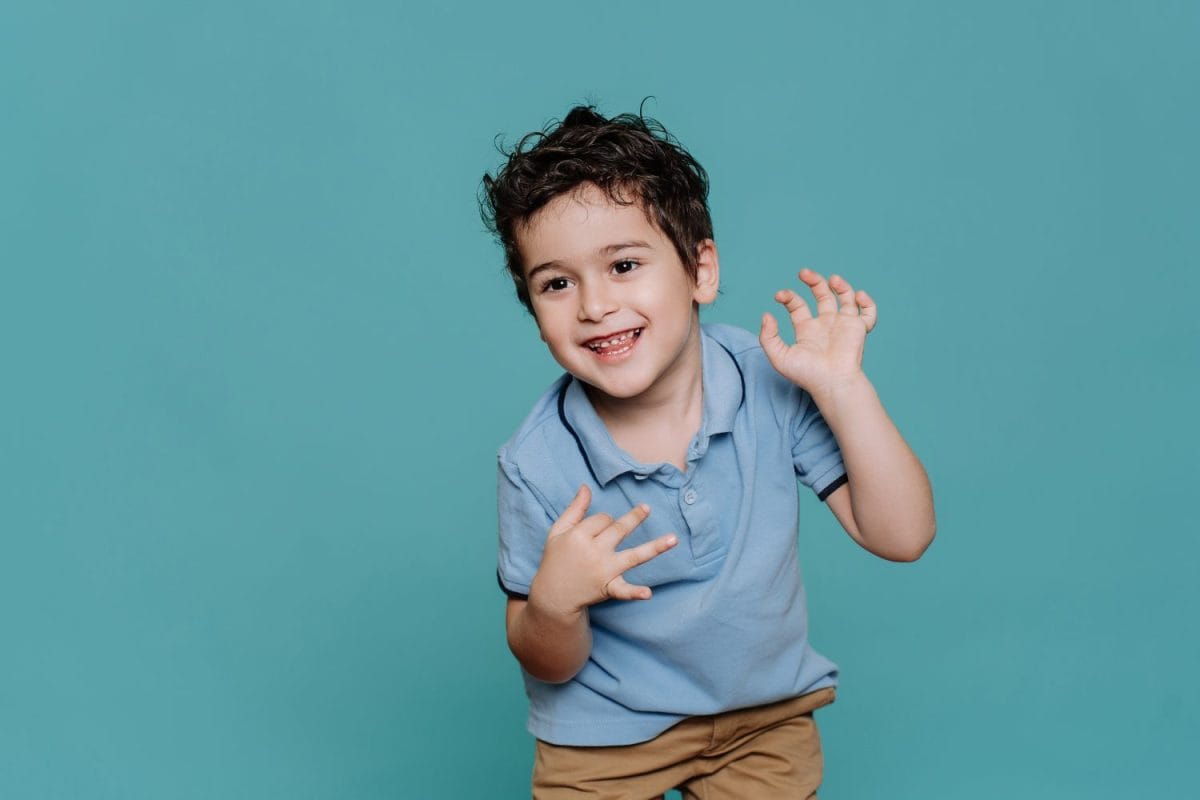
[496,323,847,746]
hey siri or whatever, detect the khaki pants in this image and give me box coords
[532,687,836,799]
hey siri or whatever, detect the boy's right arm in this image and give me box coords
[503,484,678,684]
[505,597,591,684]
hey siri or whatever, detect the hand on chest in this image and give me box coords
[580,434,744,590]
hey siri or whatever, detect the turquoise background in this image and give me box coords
[3,1,1196,797]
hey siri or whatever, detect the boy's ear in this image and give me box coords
[691,239,720,306]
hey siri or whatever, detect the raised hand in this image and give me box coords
[759,269,878,395]
[529,484,678,617]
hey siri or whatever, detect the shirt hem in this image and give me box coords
[527,677,840,746]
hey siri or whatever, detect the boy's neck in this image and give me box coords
[583,318,705,458]
[586,363,703,430]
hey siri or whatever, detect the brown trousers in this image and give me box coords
[532,686,836,799]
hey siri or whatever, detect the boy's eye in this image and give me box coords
[542,277,572,293]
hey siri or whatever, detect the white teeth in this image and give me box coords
[588,329,640,351]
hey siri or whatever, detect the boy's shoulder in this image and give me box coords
[706,320,825,391]
[701,321,807,394]
[497,372,573,469]
[700,321,763,360]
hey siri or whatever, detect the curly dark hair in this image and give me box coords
[480,104,713,313]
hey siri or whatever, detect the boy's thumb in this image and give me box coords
[759,313,787,366]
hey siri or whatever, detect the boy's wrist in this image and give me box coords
[514,581,593,684]
[808,371,876,425]
[527,579,588,622]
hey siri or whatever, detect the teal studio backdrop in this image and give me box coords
[2,1,1196,797]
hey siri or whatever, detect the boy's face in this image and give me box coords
[515,183,719,405]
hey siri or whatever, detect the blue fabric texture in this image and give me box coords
[497,323,846,746]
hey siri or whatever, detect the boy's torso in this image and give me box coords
[497,323,847,746]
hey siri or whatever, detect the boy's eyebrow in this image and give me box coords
[525,261,560,283]
[526,241,652,281]
[599,240,652,255]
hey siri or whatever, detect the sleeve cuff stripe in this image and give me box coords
[497,570,529,600]
[817,473,848,502]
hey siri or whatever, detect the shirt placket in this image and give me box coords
[678,458,721,562]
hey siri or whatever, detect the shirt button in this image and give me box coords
[683,489,698,505]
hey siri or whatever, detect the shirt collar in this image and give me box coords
[558,326,745,487]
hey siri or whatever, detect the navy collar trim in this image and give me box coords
[557,380,600,485]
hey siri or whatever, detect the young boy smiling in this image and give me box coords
[482,106,935,798]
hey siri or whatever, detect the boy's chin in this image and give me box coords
[577,375,653,404]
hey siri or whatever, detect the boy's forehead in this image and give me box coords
[516,185,662,271]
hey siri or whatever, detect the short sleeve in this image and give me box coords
[496,455,555,599]
[791,390,847,501]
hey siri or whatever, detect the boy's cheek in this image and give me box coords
[530,310,548,342]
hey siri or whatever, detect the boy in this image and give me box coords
[481,105,935,798]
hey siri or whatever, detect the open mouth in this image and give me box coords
[584,328,643,358]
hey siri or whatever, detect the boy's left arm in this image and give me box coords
[761,269,936,562]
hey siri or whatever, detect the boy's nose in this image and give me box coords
[577,283,619,322]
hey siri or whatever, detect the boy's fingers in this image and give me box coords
[774,288,814,329]
[548,484,591,537]
[829,275,859,316]
[857,290,878,332]
[603,575,653,602]
[618,533,678,573]
[799,269,838,316]
[759,313,790,368]
[577,511,616,538]
[596,503,651,547]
